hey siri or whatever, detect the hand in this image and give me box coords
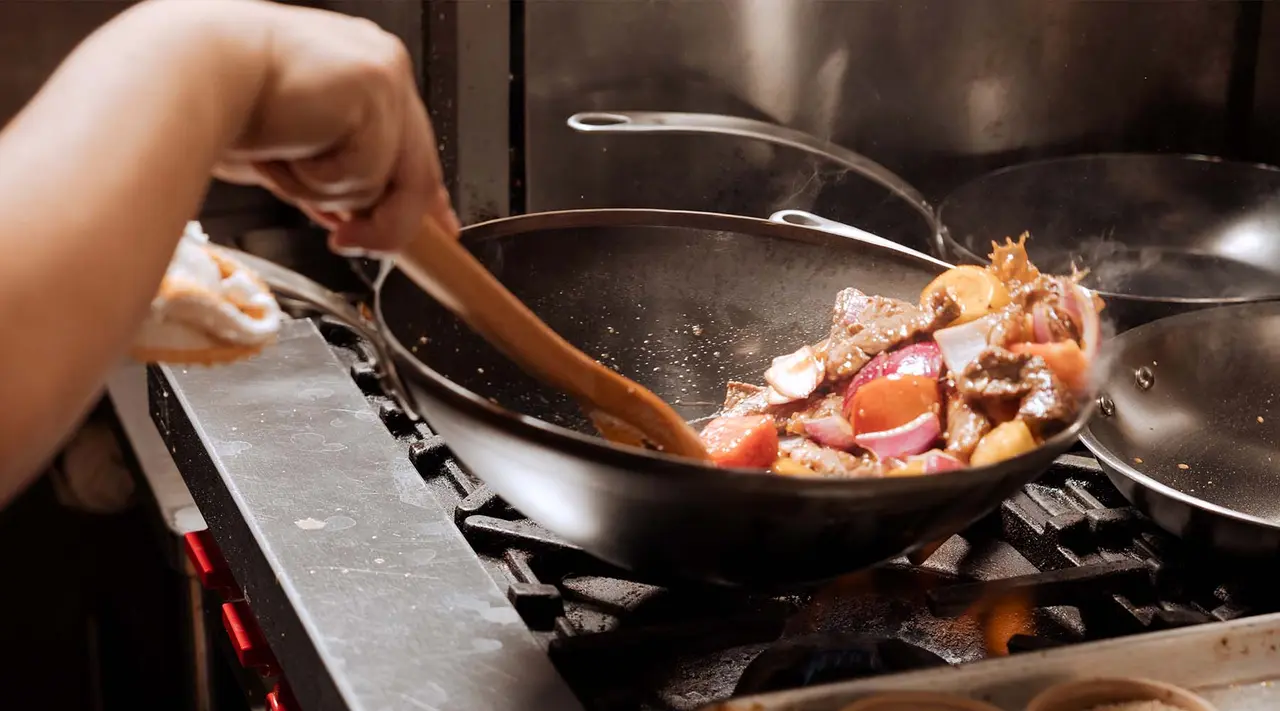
[210,1,459,254]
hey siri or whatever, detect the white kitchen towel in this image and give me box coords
[130,222,284,365]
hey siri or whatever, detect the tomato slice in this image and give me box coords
[699,415,779,469]
[1010,340,1089,394]
[846,375,942,435]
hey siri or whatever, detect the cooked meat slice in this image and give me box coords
[944,386,991,459]
[957,347,1076,429]
[821,288,960,381]
[719,381,808,427]
[832,287,872,326]
[779,437,881,477]
[727,384,762,412]
[957,348,1030,398]
[986,302,1028,349]
[782,392,844,435]
[1017,361,1077,430]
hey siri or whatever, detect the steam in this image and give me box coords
[1049,235,1280,300]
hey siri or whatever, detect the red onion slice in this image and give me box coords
[934,318,994,375]
[802,415,859,451]
[1062,284,1102,361]
[764,345,824,401]
[844,342,944,416]
[853,411,942,459]
[1031,303,1053,343]
[1074,285,1102,362]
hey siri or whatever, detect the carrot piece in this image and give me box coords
[699,415,779,469]
[846,375,942,435]
[1010,340,1089,394]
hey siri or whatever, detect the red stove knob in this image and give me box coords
[221,601,279,676]
[183,530,239,595]
[266,681,298,710]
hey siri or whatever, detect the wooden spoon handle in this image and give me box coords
[398,218,612,401]
[396,216,707,459]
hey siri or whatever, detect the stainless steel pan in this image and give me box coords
[571,111,1280,331]
[1080,301,1280,558]
[225,209,1089,588]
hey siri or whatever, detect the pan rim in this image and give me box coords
[1079,299,1280,531]
[377,207,1093,495]
[937,152,1280,306]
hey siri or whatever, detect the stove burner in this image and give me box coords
[733,635,948,695]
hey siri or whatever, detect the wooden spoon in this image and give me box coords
[395,215,710,461]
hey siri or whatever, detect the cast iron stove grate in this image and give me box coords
[318,319,1275,711]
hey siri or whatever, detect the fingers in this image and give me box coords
[329,82,455,254]
[211,6,457,255]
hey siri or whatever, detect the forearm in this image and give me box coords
[0,0,272,503]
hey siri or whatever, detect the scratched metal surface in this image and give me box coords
[150,320,582,711]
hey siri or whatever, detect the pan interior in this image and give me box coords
[941,155,1280,299]
[1084,301,1280,522]
[379,217,940,436]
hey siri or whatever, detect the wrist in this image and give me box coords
[117,0,277,149]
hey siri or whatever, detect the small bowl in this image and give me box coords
[1026,677,1218,711]
[840,691,1004,711]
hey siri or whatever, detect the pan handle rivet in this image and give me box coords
[1134,366,1155,391]
[1098,394,1115,417]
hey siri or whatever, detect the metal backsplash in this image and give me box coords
[521,0,1275,247]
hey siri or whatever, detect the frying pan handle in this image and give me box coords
[567,110,942,240]
[210,245,419,420]
[768,209,954,270]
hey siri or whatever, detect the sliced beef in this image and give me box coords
[957,348,1031,399]
[986,302,1028,349]
[720,381,808,429]
[782,392,844,436]
[957,347,1076,429]
[779,437,881,477]
[820,288,960,381]
[722,381,770,416]
[1017,364,1077,430]
[944,385,991,459]
[989,270,1091,349]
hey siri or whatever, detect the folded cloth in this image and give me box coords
[129,222,284,365]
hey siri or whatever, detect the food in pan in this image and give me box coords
[699,235,1104,477]
[130,221,283,365]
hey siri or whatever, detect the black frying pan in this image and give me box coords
[569,112,1280,332]
[234,210,1089,588]
[1080,301,1280,557]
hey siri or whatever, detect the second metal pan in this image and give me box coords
[569,111,1280,331]
[1080,301,1280,557]
[940,154,1280,331]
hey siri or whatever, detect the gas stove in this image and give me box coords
[149,314,1280,711]
[320,319,1280,710]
